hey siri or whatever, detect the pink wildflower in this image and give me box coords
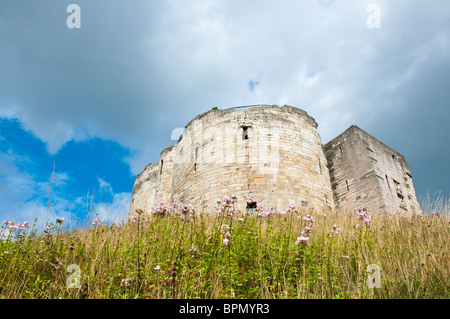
[302,215,315,223]
[301,226,313,237]
[153,202,168,215]
[295,236,310,247]
[331,224,340,235]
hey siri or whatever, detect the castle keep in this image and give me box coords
[129,105,422,216]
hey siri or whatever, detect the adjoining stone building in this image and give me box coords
[129,105,422,217]
[324,125,422,215]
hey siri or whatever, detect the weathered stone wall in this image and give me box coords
[324,126,422,215]
[129,105,335,215]
[129,163,158,215]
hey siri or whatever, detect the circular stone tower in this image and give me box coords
[129,105,335,215]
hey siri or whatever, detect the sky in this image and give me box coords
[0,0,449,227]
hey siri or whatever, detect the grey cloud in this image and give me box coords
[0,0,449,199]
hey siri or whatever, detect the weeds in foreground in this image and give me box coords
[0,195,448,299]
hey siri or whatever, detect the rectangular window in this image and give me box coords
[385,175,391,189]
[246,202,257,213]
[242,126,249,143]
[160,160,163,175]
[346,180,349,191]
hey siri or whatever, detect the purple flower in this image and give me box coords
[257,210,273,218]
[255,204,264,213]
[295,236,310,247]
[356,207,369,219]
[221,195,233,208]
[301,226,313,237]
[356,207,372,229]
[331,224,340,235]
[289,204,296,210]
[223,238,230,246]
[44,225,52,235]
[153,202,168,215]
[245,196,253,204]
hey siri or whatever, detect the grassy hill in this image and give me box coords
[1,195,448,299]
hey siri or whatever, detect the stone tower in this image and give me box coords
[324,125,422,215]
[129,105,422,217]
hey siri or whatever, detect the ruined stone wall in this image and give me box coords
[129,105,335,216]
[324,126,422,215]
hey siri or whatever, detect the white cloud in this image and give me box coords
[98,177,113,195]
[0,150,73,228]
[92,192,132,225]
[0,149,130,228]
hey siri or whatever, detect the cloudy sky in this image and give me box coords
[0,0,449,226]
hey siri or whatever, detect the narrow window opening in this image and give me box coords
[160,160,163,175]
[242,126,249,143]
[385,174,391,189]
[346,180,349,191]
[392,154,395,160]
[194,146,199,172]
[339,146,343,154]
[393,180,404,200]
[246,202,257,213]
[318,159,322,175]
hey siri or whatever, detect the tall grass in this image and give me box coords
[0,195,448,299]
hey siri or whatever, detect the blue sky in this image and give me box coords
[0,0,449,227]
